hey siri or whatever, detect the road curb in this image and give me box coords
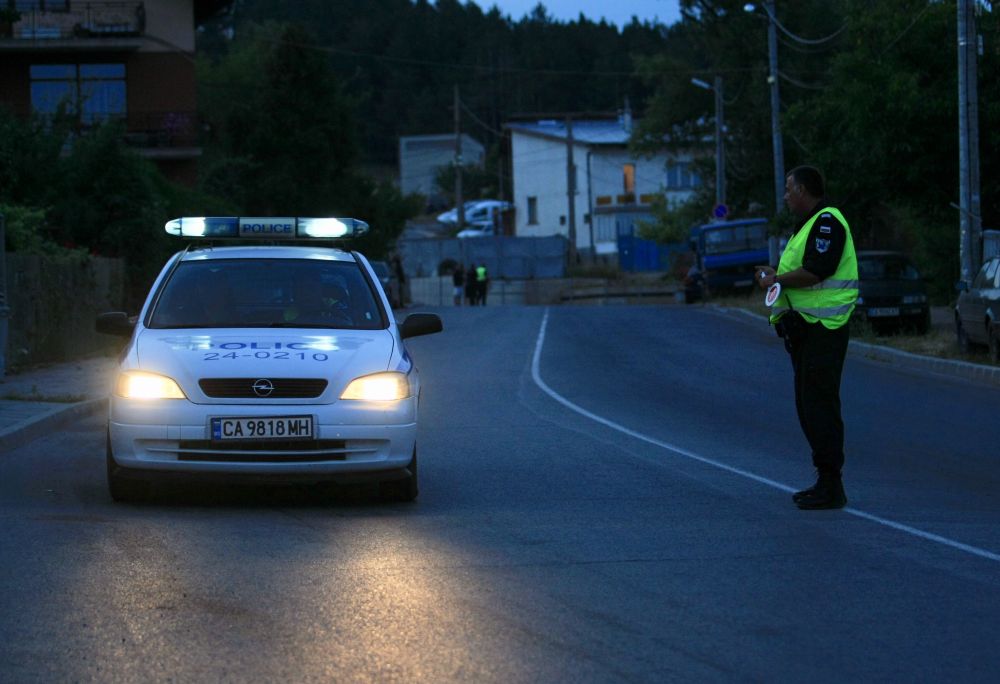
[0,397,107,454]
[718,307,1000,388]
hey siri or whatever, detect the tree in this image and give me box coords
[199,21,420,256]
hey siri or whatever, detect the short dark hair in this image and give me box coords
[788,165,825,198]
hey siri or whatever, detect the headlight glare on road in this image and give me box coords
[116,371,187,400]
[340,372,409,401]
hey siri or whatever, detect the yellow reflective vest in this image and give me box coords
[476,266,487,282]
[770,206,858,330]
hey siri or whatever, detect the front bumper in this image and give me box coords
[108,396,417,478]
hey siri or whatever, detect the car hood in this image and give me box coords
[134,329,395,403]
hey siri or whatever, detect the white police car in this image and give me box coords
[96,216,441,502]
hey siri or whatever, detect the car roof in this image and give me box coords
[179,245,358,263]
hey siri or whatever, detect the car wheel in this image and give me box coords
[989,325,1000,364]
[956,316,972,353]
[380,446,418,502]
[106,427,147,502]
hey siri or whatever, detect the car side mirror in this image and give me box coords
[955,281,969,293]
[96,311,135,337]
[399,313,443,340]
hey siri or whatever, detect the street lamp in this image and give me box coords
[744,2,784,217]
[690,76,726,209]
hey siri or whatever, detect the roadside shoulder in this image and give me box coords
[715,306,1000,389]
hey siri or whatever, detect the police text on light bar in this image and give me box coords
[164,217,370,239]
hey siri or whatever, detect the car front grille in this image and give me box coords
[175,439,359,462]
[199,378,328,399]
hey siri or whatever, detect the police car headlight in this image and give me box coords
[116,371,187,400]
[340,372,410,401]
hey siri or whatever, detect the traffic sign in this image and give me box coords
[713,204,729,219]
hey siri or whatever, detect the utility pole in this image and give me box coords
[454,84,465,231]
[691,77,726,211]
[0,211,8,378]
[715,75,726,207]
[565,116,578,265]
[766,0,784,215]
[958,0,982,284]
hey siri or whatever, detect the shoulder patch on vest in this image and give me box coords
[815,238,831,253]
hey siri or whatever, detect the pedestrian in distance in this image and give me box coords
[465,263,478,306]
[452,264,465,306]
[755,165,858,510]
[475,262,489,306]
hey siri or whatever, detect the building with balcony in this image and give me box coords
[0,0,230,186]
[506,116,701,258]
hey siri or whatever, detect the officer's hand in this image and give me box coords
[755,265,775,289]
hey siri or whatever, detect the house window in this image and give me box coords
[527,196,538,225]
[30,63,126,125]
[623,163,635,194]
[665,162,700,189]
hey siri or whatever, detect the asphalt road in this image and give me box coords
[2,305,999,682]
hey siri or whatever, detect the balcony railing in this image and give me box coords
[3,2,145,40]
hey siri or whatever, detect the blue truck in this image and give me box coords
[689,218,771,291]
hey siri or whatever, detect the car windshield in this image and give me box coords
[148,259,385,329]
[703,224,767,255]
[859,256,921,281]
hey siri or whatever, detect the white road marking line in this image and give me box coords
[531,309,1000,564]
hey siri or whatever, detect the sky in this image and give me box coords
[483,0,682,28]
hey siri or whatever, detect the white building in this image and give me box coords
[506,118,700,256]
[398,133,485,209]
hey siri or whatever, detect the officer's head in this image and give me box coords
[784,166,825,217]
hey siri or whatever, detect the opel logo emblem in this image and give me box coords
[252,379,275,397]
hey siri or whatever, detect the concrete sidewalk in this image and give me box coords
[0,356,115,452]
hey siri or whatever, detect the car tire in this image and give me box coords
[956,316,972,353]
[380,446,418,503]
[989,325,1000,365]
[106,427,147,502]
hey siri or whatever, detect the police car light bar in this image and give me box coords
[164,217,370,239]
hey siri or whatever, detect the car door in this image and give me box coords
[987,258,1000,335]
[963,258,998,343]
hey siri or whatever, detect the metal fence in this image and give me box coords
[398,236,567,280]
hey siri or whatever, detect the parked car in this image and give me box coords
[456,225,495,239]
[855,250,930,334]
[370,260,400,307]
[437,200,510,229]
[955,254,1000,362]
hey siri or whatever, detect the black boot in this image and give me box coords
[795,472,847,510]
[792,472,821,503]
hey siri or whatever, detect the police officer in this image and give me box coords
[475,262,489,306]
[756,165,858,510]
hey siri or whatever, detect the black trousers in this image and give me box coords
[780,313,850,476]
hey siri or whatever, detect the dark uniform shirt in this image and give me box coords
[793,199,847,281]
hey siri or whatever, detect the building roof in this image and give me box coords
[505,119,635,146]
